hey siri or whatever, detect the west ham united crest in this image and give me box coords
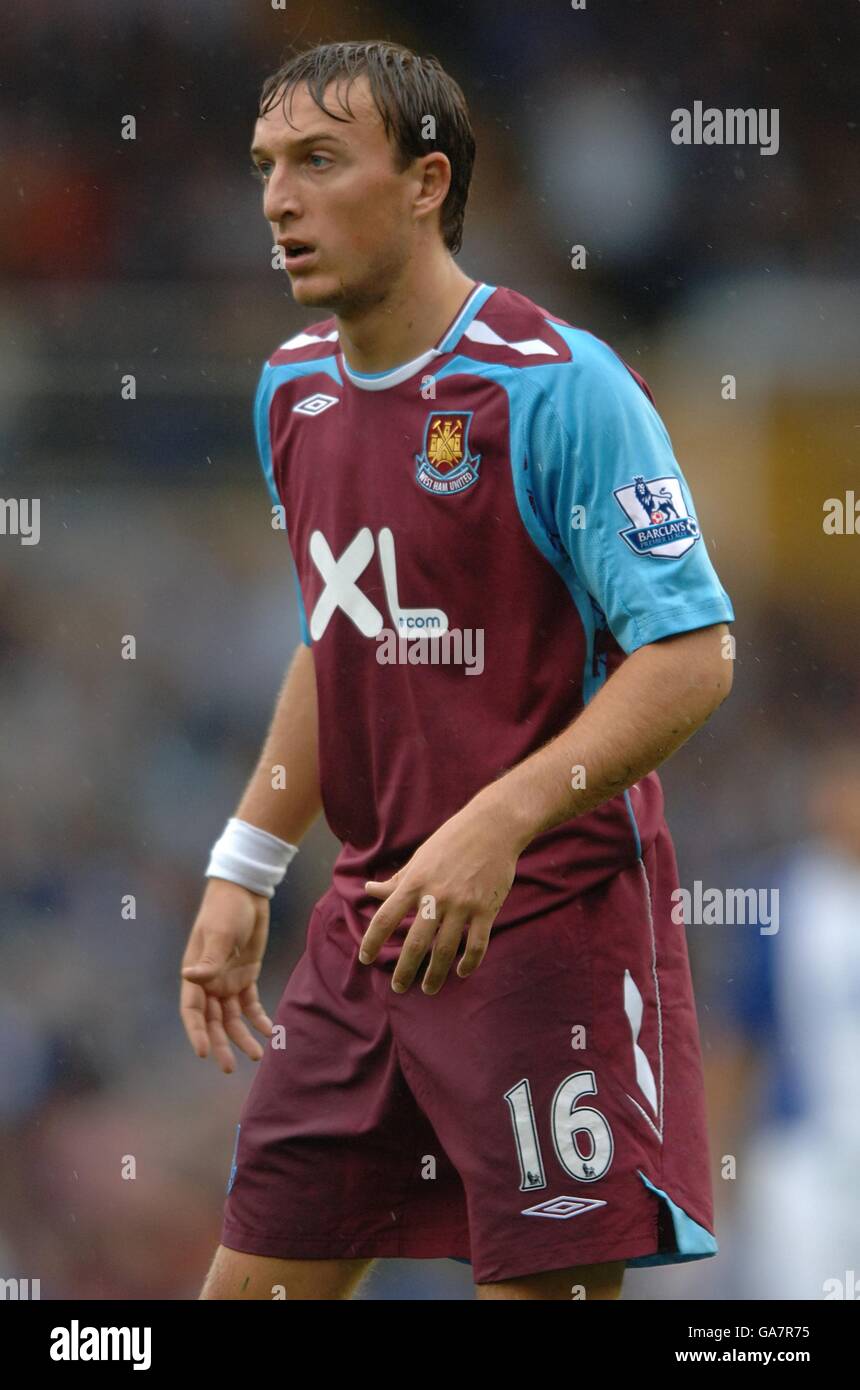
[415,411,481,496]
[614,474,701,559]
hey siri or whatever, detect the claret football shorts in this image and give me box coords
[220,826,717,1284]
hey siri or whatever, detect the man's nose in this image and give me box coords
[263,164,302,224]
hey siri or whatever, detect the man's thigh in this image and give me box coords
[475,1259,625,1301]
[199,1246,623,1300]
[199,1245,375,1300]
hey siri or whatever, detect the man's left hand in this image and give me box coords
[359,795,523,994]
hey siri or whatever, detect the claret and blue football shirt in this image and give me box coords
[253,281,734,958]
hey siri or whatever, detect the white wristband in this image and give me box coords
[205,817,298,899]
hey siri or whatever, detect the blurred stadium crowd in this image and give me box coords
[1,1,858,1299]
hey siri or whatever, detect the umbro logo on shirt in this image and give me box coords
[293,392,339,416]
[521,1196,607,1219]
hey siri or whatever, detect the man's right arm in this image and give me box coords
[179,641,321,1072]
[231,640,322,844]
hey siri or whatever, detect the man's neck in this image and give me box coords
[335,258,477,375]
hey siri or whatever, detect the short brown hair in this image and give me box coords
[258,40,476,254]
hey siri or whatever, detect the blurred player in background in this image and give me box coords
[707,740,860,1300]
[180,40,734,1301]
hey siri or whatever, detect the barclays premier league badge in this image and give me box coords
[415,411,481,496]
[614,474,701,558]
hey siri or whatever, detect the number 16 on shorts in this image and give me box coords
[504,1070,614,1190]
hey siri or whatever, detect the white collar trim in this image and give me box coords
[339,282,487,391]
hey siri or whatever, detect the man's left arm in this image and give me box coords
[360,621,732,993]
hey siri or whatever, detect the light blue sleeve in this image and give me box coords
[253,362,312,647]
[525,332,734,653]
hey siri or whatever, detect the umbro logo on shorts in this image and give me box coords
[293,392,339,416]
[521,1196,607,1220]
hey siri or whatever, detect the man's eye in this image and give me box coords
[307,153,331,170]
[250,163,272,182]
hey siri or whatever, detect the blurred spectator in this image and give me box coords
[706,741,860,1299]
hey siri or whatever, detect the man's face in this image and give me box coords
[251,76,424,314]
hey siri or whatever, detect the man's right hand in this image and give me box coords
[180,878,274,1074]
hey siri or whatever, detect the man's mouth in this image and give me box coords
[279,241,317,268]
